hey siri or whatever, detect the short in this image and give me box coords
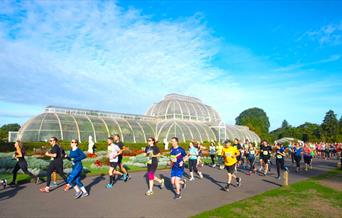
[109,162,119,169]
[225,164,236,174]
[304,156,312,164]
[118,156,123,164]
[262,156,270,163]
[171,168,184,178]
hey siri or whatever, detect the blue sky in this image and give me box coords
[0,0,341,130]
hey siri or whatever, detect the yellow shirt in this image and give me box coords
[222,146,240,166]
[216,145,223,156]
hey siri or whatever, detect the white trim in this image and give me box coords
[85,115,97,142]
[53,113,64,140]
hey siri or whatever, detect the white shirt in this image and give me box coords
[108,143,120,162]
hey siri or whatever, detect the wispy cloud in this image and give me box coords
[301,21,342,46]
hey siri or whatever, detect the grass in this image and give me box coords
[193,169,342,218]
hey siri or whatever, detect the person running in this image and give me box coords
[275,143,288,179]
[196,142,205,167]
[288,142,295,165]
[303,144,313,171]
[106,137,124,189]
[40,137,67,193]
[216,142,224,169]
[209,141,216,167]
[113,134,130,182]
[188,142,203,181]
[294,143,303,173]
[233,138,243,169]
[63,139,88,199]
[169,137,188,200]
[9,140,39,186]
[260,140,272,176]
[246,142,257,176]
[222,140,242,191]
[144,137,164,196]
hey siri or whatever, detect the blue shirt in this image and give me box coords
[189,147,199,160]
[170,146,187,169]
[68,148,86,167]
[294,147,302,157]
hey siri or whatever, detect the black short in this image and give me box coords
[304,156,312,164]
[147,163,158,173]
[262,156,270,163]
[225,164,236,174]
[236,155,241,161]
[118,156,123,164]
[110,162,119,169]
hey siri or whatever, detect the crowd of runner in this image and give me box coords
[6,136,342,200]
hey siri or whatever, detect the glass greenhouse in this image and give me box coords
[17,94,260,143]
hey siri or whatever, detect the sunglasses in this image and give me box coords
[49,140,54,142]
[71,141,77,144]
[147,139,153,142]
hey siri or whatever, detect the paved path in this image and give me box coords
[0,159,338,218]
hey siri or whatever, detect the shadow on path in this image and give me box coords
[0,185,25,202]
[85,174,106,194]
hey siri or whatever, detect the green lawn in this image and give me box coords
[193,169,342,218]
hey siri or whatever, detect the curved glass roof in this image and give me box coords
[145,93,221,123]
[17,94,260,143]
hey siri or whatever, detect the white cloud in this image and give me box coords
[304,21,342,46]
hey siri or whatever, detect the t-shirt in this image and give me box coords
[50,144,64,164]
[294,147,302,157]
[189,146,199,160]
[222,146,240,166]
[170,146,187,169]
[260,145,272,157]
[145,145,160,165]
[303,147,311,157]
[276,147,286,159]
[248,147,256,157]
[108,143,121,162]
[209,145,216,155]
[68,148,86,165]
[115,141,125,158]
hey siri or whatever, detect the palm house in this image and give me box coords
[17,94,260,143]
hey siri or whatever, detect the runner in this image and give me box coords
[294,143,303,173]
[169,137,188,199]
[275,143,288,179]
[106,137,124,189]
[246,142,257,176]
[188,142,203,181]
[260,140,272,176]
[113,134,130,182]
[222,140,242,191]
[40,137,67,193]
[303,144,313,171]
[209,141,216,167]
[63,139,88,199]
[196,142,205,168]
[233,138,243,169]
[9,140,39,186]
[144,137,164,196]
[216,142,224,169]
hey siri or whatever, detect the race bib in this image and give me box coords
[249,150,255,155]
[170,155,177,163]
[147,159,152,165]
[225,152,232,157]
[263,151,269,155]
[276,154,282,159]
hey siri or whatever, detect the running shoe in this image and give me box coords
[63,184,71,192]
[224,184,230,192]
[212,164,216,168]
[39,187,50,193]
[80,192,89,198]
[275,176,281,180]
[174,193,182,200]
[145,190,153,196]
[284,167,289,171]
[160,179,165,189]
[35,177,40,185]
[8,181,16,186]
[74,191,82,199]
[236,177,242,187]
[106,183,113,189]
[182,179,187,190]
[124,174,131,182]
[199,172,203,179]
[189,177,195,181]
[246,171,251,176]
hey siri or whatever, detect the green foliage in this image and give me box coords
[321,110,339,142]
[0,123,20,141]
[235,107,270,139]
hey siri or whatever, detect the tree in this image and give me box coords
[281,120,289,129]
[0,123,21,141]
[321,110,339,142]
[235,107,270,140]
